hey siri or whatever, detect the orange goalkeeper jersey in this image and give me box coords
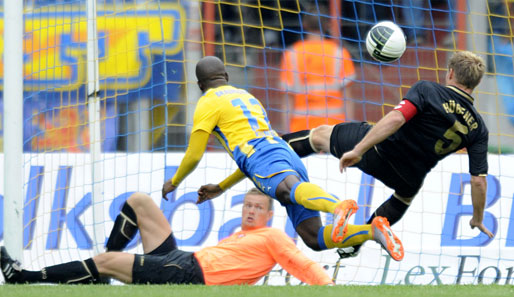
[194,227,332,285]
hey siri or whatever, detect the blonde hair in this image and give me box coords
[447,51,485,89]
[245,188,274,211]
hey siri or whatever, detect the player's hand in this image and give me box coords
[469,217,494,238]
[197,184,223,204]
[162,180,176,201]
[340,150,362,172]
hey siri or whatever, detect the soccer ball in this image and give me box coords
[365,21,406,62]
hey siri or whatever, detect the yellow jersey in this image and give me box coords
[192,85,279,158]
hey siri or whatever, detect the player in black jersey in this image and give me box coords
[282,51,494,257]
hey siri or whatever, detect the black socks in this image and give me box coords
[105,202,138,251]
[21,258,100,284]
[281,130,316,157]
[367,194,410,225]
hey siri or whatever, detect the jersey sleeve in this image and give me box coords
[192,96,220,134]
[265,229,332,285]
[393,99,418,122]
[403,80,427,113]
[467,132,488,176]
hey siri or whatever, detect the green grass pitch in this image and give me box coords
[0,284,513,297]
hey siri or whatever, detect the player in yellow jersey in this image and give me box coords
[161,56,403,260]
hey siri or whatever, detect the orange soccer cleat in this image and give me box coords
[371,216,404,261]
[331,199,358,243]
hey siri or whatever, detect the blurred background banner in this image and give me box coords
[0,3,185,152]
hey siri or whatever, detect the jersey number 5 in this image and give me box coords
[434,120,468,155]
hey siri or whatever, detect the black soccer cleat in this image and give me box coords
[0,246,23,283]
[336,245,361,259]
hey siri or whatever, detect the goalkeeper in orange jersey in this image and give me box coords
[161,56,403,260]
[3,189,355,285]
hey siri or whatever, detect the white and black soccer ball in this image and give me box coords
[365,21,406,62]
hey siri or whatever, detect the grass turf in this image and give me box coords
[1,284,513,297]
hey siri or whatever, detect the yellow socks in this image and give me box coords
[291,182,341,213]
[319,224,372,249]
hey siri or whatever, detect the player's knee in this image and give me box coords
[275,175,300,204]
[311,125,333,152]
[92,253,111,274]
[303,237,322,251]
[296,217,323,251]
[274,186,291,205]
[127,192,153,208]
[393,193,414,205]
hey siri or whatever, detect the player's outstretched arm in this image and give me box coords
[197,169,246,204]
[469,175,494,238]
[162,130,210,200]
[268,229,333,285]
[340,110,405,172]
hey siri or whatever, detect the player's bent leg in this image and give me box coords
[295,216,324,251]
[367,193,412,226]
[281,130,318,157]
[309,125,334,154]
[126,192,172,254]
[371,216,404,261]
[94,252,135,283]
[105,197,139,251]
[278,177,358,243]
[319,224,372,249]
[289,181,345,214]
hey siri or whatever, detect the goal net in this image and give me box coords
[1,0,514,286]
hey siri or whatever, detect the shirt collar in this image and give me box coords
[446,85,474,104]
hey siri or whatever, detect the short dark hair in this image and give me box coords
[245,188,273,211]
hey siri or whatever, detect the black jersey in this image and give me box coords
[376,80,489,187]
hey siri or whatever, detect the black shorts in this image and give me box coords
[132,234,205,285]
[330,122,421,198]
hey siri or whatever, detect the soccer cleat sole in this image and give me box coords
[372,216,404,261]
[331,200,358,243]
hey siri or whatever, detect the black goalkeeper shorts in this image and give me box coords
[132,234,205,285]
[330,122,421,198]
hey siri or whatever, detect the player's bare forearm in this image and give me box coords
[197,169,246,204]
[470,175,493,238]
[340,110,406,171]
[197,184,224,204]
[470,175,486,220]
[353,110,405,155]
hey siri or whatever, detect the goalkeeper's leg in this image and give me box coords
[106,192,172,254]
[1,246,105,284]
[1,245,138,284]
